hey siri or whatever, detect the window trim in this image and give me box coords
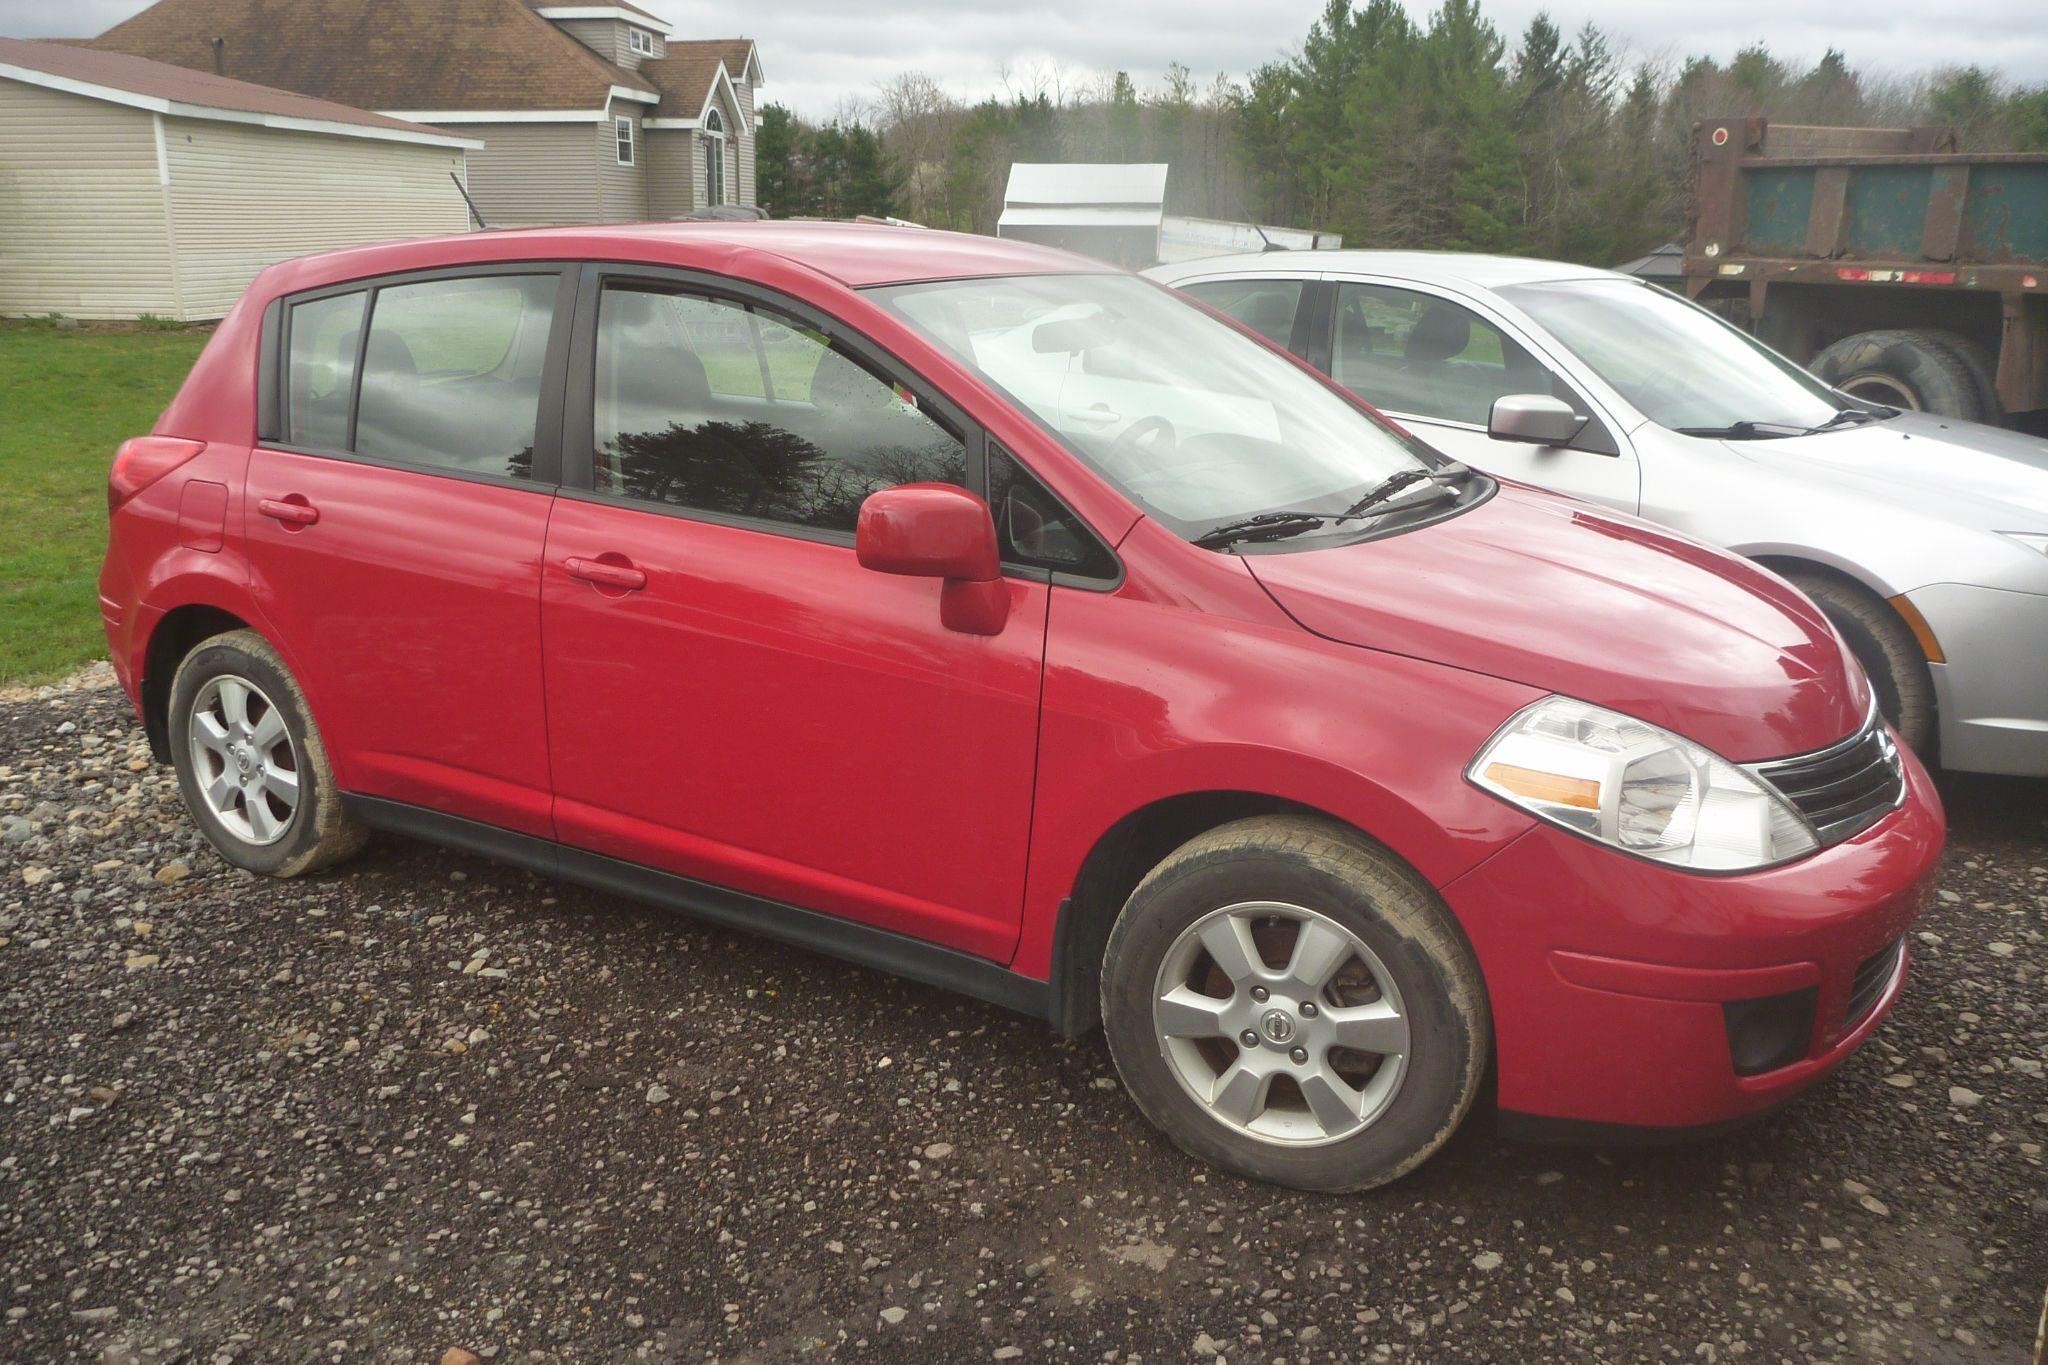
[266,263,577,488]
[703,109,725,205]
[988,441,1121,585]
[557,261,1124,589]
[614,114,634,166]
[626,26,653,55]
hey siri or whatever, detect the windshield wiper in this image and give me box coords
[1194,466,1475,550]
[1333,466,1471,521]
[1805,407,1888,432]
[1674,419,1813,440]
[1193,510,1331,549]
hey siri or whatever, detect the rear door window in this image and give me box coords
[352,275,558,478]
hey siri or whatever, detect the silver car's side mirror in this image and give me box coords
[1489,394,1588,447]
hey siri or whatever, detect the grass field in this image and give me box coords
[0,321,211,684]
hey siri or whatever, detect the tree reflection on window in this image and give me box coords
[595,288,966,532]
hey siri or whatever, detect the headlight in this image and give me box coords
[1999,531,2048,557]
[1468,697,1818,871]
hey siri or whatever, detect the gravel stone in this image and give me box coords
[1,680,2041,1362]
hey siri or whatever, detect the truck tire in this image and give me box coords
[1911,329,2002,422]
[1100,815,1489,1192]
[1809,329,1988,421]
[1785,572,1936,758]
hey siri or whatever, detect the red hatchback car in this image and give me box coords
[101,223,1944,1190]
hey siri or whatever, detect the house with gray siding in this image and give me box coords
[90,0,761,229]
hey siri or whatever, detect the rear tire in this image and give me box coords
[167,630,366,878]
[1100,815,1489,1192]
[1786,573,1936,757]
[1911,329,2002,423]
[1809,329,1987,421]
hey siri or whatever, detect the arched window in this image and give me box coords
[704,107,726,206]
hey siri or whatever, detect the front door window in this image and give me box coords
[1332,283,1553,427]
[593,285,965,532]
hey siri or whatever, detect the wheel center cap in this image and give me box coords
[1259,1008,1296,1044]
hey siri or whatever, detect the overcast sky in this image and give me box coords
[5,0,2045,117]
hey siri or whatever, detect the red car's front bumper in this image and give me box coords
[1443,744,1945,1134]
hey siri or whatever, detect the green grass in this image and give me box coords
[0,321,211,684]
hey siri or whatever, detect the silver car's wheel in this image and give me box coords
[186,674,300,845]
[1153,902,1409,1145]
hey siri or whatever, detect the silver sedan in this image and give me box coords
[1145,251,2048,777]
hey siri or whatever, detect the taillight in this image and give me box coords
[108,437,206,512]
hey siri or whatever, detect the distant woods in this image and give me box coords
[754,0,2048,267]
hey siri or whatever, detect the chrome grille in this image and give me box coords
[1749,710,1906,848]
[1847,937,1904,1025]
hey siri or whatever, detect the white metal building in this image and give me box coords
[997,162,1342,269]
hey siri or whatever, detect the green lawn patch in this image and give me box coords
[0,321,211,684]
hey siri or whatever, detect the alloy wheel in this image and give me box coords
[187,674,300,846]
[1152,901,1409,1146]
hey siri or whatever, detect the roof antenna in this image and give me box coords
[1253,223,1287,253]
[209,37,225,76]
[450,173,491,231]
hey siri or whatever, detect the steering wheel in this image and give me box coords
[1111,414,1178,464]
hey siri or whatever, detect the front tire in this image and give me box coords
[1100,816,1489,1192]
[1786,573,1936,758]
[167,630,366,877]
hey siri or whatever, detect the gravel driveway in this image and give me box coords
[2,676,2042,1363]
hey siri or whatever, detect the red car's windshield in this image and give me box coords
[871,273,1443,539]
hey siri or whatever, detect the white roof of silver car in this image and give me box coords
[1151,250,1618,289]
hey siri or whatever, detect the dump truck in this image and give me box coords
[1684,117,2048,430]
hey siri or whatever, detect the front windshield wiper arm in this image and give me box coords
[1194,466,1476,550]
[1193,510,1332,550]
[1805,407,1888,432]
[1673,419,1813,440]
[1681,409,1894,440]
[1332,465,1471,521]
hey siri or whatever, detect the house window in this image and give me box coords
[704,108,725,205]
[615,115,635,166]
[627,27,653,55]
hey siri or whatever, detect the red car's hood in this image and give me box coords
[1243,486,1871,762]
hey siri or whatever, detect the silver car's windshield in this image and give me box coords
[1500,278,1848,433]
[869,273,1443,537]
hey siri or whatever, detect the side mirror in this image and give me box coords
[1489,393,1588,447]
[856,484,1008,636]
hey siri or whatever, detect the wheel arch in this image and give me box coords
[139,602,255,763]
[1043,789,1492,1039]
[1746,551,1928,654]
[1747,552,1940,749]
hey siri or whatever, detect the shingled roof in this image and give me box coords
[0,35,477,145]
[91,0,657,113]
[641,40,758,123]
[672,38,761,84]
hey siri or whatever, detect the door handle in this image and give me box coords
[257,496,319,526]
[1071,403,1121,427]
[564,556,647,591]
